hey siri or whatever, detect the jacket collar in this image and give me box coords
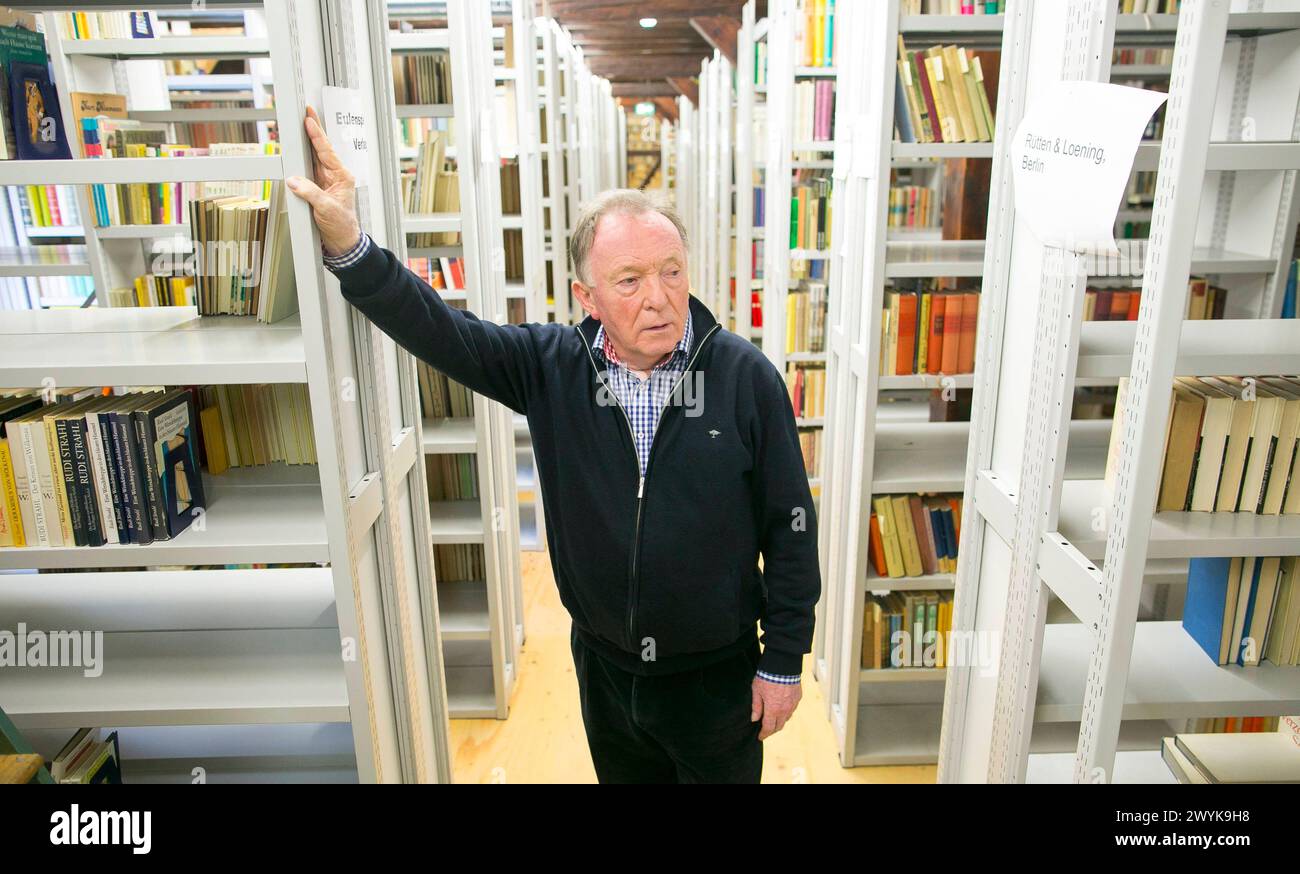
[576,294,720,361]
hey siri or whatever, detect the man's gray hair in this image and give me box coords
[569,188,689,286]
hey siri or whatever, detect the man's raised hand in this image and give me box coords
[286,106,362,257]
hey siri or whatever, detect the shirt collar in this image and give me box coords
[593,312,693,370]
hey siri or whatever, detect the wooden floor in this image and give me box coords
[448,550,938,784]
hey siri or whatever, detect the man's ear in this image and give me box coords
[572,280,599,320]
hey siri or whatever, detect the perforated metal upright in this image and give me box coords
[734,0,761,343]
[939,0,1300,784]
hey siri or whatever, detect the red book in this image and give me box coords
[926,295,945,374]
[911,495,938,576]
[947,497,962,541]
[868,513,887,577]
[957,293,978,373]
[940,295,961,374]
[1127,290,1140,320]
[912,51,944,142]
[1094,290,1112,321]
[1109,291,1130,321]
[895,292,918,376]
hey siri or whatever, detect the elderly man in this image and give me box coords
[288,108,819,784]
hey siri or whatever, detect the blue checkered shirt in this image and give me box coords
[326,236,800,685]
[592,317,800,687]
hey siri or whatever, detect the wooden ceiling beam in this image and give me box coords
[667,76,698,106]
[548,0,744,23]
[611,82,680,97]
[585,55,707,79]
[689,16,740,65]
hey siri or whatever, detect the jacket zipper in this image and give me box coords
[580,322,721,651]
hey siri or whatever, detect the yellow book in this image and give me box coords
[942,45,980,142]
[0,437,21,547]
[199,405,229,476]
[916,293,931,370]
[957,49,991,142]
[43,413,74,546]
[891,495,924,578]
[925,52,962,143]
[873,496,905,578]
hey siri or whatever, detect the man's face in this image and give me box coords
[572,210,691,372]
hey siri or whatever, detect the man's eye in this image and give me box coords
[665,269,681,278]
[619,277,638,286]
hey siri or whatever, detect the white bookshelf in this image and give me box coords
[939,0,1300,784]
[810,0,1005,767]
[0,0,460,783]
[386,0,524,719]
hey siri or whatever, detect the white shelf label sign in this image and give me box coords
[1010,81,1166,255]
[321,86,373,187]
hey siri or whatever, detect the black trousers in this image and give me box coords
[570,627,763,783]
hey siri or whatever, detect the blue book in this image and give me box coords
[1182,556,1234,664]
[929,507,949,561]
[1282,260,1296,319]
[1235,559,1263,666]
[940,508,958,562]
[894,74,916,144]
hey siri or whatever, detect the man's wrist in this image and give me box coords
[756,670,801,685]
[322,233,371,271]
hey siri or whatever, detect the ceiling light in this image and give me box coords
[639,17,657,28]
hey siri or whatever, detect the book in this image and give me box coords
[8,60,73,159]
[1173,732,1300,784]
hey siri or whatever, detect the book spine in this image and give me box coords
[44,417,76,546]
[99,413,128,543]
[83,412,118,545]
[54,417,86,547]
[111,411,149,545]
[0,438,22,547]
[133,410,169,541]
[69,417,105,547]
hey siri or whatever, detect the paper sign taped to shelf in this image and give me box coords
[1010,81,1166,255]
[321,86,373,186]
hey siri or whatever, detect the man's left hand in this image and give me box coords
[751,676,802,740]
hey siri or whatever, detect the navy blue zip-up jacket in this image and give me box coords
[331,240,820,678]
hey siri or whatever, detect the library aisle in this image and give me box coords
[3,0,1300,817]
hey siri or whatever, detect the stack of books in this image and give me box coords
[196,384,317,475]
[785,281,828,354]
[391,49,454,104]
[417,361,475,419]
[1162,728,1299,784]
[900,1,1002,14]
[786,365,826,420]
[888,183,938,230]
[794,0,836,68]
[435,544,486,583]
[426,453,479,502]
[790,171,831,250]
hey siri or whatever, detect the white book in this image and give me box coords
[1174,732,1300,784]
[83,403,119,545]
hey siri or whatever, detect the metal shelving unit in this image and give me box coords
[385,0,524,719]
[0,0,458,783]
[938,0,1300,784]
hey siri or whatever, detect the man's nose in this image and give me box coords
[640,272,670,309]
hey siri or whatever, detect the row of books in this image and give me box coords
[1113,47,1174,66]
[881,287,980,377]
[109,272,195,309]
[426,453,479,502]
[52,11,158,39]
[899,1,1002,13]
[786,281,828,355]
[791,172,831,250]
[888,184,939,230]
[165,97,265,151]
[794,0,836,69]
[435,544,486,584]
[197,384,317,474]
[1183,556,1300,669]
[793,79,836,144]
[895,41,996,144]
[1187,716,1288,733]
[1108,376,1300,515]
[0,388,206,549]
[861,590,956,670]
[417,360,476,420]
[1118,0,1181,13]
[392,50,454,105]
[798,429,821,478]
[406,255,467,293]
[0,186,92,309]
[786,364,827,421]
[1083,279,1228,322]
[402,136,461,247]
[869,494,963,579]
[11,184,81,230]
[187,187,298,321]
[397,116,452,150]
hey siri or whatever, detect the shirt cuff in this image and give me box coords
[755,670,801,685]
[322,234,371,271]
